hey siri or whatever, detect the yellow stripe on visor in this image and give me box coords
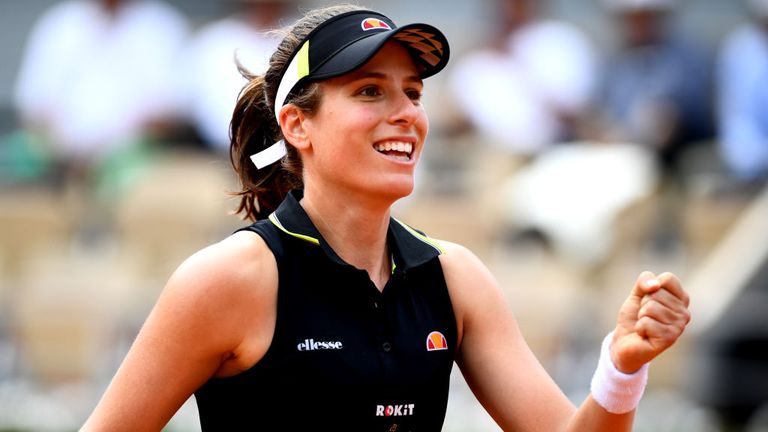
[297,40,310,79]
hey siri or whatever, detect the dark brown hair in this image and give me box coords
[230,4,365,221]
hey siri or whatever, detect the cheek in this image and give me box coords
[339,112,382,151]
[322,104,377,134]
[351,107,383,129]
[418,110,429,137]
[412,109,429,146]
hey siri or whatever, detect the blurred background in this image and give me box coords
[1,0,767,430]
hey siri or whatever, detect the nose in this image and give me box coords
[388,91,421,126]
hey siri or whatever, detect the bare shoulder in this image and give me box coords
[167,229,277,301]
[152,229,278,356]
[436,240,507,345]
[436,240,484,269]
[80,230,279,429]
[436,239,495,294]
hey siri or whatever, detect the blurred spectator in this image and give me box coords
[182,0,298,152]
[446,0,599,156]
[716,0,768,183]
[688,254,768,429]
[594,0,714,178]
[12,0,190,184]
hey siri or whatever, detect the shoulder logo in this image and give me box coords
[426,331,448,351]
[361,18,392,31]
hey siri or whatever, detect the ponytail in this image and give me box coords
[229,65,302,221]
[229,4,364,221]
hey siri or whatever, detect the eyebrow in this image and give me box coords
[350,70,423,85]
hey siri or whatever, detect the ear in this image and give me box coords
[278,104,311,151]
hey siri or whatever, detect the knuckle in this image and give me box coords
[644,300,668,318]
[639,303,653,318]
[638,316,653,328]
[683,309,692,324]
[638,301,648,313]
[661,325,677,341]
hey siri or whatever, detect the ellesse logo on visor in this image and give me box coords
[426,331,448,351]
[361,18,392,31]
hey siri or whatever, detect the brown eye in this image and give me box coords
[358,86,381,97]
[406,89,423,102]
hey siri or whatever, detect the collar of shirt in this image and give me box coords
[268,189,444,272]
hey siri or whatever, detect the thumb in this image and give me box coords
[632,270,662,299]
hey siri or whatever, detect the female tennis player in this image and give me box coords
[82,4,690,431]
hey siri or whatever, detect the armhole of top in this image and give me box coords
[235,219,285,264]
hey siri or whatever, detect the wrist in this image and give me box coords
[590,331,650,414]
[610,328,643,374]
[610,353,641,376]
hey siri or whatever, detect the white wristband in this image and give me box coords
[590,331,649,414]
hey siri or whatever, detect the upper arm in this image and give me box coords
[82,231,277,431]
[439,242,575,431]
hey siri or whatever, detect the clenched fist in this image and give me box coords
[611,271,691,373]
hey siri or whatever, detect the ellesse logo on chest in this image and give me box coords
[296,338,344,351]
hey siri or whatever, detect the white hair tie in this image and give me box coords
[250,139,287,169]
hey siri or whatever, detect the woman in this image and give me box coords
[82,4,691,431]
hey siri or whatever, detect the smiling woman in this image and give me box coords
[228,5,447,221]
[81,3,691,432]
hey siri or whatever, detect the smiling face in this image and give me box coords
[296,41,429,203]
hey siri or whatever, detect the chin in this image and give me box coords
[374,178,415,202]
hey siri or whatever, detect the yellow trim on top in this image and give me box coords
[297,41,310,79]
[393,218,446,255]
[268,213,320,245]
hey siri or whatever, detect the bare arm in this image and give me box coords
[81,231,277,431]
[440,242,690,431]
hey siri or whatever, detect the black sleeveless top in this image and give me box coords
[194,190,457,431]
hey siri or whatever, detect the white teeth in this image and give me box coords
[374,141,413,155]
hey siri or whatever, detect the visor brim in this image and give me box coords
[309,23,450,82]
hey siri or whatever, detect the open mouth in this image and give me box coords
[374,141,413,162]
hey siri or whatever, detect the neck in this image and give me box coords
[300,187,393,291]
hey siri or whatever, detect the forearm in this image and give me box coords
[562,395,635,432]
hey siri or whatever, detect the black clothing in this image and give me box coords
[195,190,457,431]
